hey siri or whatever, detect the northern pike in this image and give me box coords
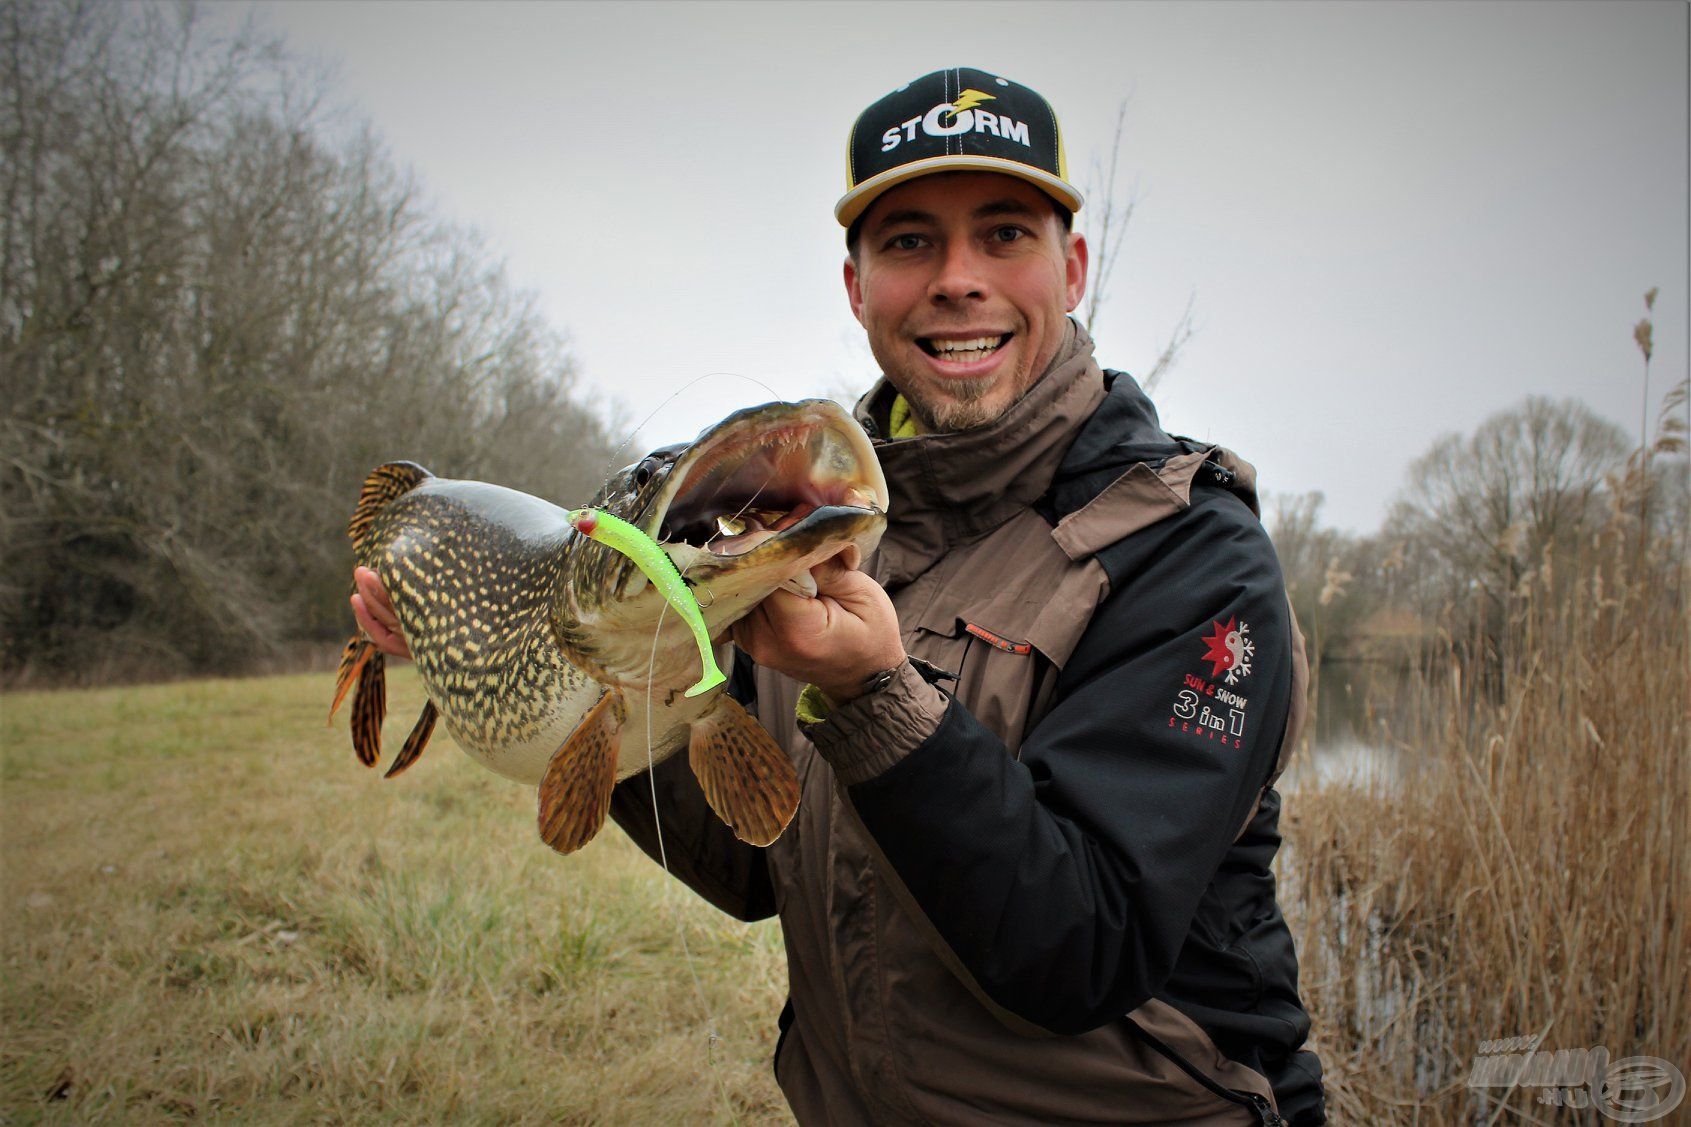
[329,400,888,854]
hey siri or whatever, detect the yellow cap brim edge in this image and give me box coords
[834,155,1086,227]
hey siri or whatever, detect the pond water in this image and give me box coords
[1278,661,1415,792]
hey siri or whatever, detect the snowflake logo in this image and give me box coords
[1200,617,1254,684]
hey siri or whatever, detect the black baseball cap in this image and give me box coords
[836,67,1083,228]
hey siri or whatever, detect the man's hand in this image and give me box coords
[730,555,905,704]
[351,566,411,660]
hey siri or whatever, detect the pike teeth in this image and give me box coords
[779,570,819,599]
[844,486,881,511]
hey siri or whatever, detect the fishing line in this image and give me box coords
[702,476,780,556]
[620,388,796,1122]
[634,461,784,1124]
[641,594,741,1126]
[598,371,787,494]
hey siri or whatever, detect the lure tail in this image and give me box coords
[568,507,727,696]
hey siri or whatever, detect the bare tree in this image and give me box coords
[1384,397,1630,624]
[1266,491,1384,664]
[0,0,621,682]
[1079,98,1192,397]
[1080,100,1133,337]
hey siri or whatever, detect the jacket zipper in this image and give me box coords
[1124,1017,1286,1126]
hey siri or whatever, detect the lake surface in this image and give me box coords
[1279,661,1413,791]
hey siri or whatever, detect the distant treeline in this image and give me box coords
[2,1,626,682]
[3,3,1684,687]
[1270,369,1688,669]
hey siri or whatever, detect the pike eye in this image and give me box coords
[634,458,658,487]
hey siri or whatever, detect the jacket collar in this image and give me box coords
[855,318,1108,588]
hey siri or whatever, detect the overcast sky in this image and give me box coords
[228,0,1687,532]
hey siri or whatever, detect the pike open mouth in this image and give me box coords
[652,402,887,560]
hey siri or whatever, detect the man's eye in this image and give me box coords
[889,233,925,251]
[992,226,1026,243]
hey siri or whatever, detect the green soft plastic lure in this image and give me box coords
[567,507,726,698]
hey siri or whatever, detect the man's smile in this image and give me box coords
[914,331,1013,371]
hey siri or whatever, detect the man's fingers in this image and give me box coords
[354,567,397,623]
[811,553,856,587]
[351,567,411,659]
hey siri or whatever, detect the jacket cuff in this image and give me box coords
[802,658,949,784]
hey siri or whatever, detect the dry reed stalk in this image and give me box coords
[1282,499,1689,1123]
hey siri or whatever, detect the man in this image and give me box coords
[354,68,1324,1125]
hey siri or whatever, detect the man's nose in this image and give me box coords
[928,241,989,304]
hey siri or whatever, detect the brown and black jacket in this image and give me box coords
[612,321,1325,1125]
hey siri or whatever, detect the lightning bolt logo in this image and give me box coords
[945,88,996,119]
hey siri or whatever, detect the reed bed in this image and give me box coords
[1282,512,1689,1122]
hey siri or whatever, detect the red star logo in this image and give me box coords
[1200,618,1238,678]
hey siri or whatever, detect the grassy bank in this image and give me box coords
[5,557,1684,1124]
[1,669,791,1124]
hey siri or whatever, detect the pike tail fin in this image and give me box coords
[334,461,429,767]
[329,635,372,721]
[537,690,625,855]
[330,636,432,776]
[349,649,387,767]
[384,701,439,779]
[689,696,800,847]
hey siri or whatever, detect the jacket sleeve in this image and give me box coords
[608,652,777,922]
[812,496,1292,1034]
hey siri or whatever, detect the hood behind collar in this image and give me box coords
[856,319,1108,587]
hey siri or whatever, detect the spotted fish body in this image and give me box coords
[330,400,888,853]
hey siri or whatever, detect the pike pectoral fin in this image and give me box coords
[689,697,800,847]
[537,690,625,855]
[384,701,438,779]
[350,648,386,767]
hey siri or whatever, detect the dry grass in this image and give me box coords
[1282,521,1690,1122]
[1,667,792,1124]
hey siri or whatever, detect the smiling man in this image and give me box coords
[844,172,1086,433]
[354,67,1324,1125]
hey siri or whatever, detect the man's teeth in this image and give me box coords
[927,335,1005,362]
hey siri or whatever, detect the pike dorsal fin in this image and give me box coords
[689,697,800,847]
[537,690,624,854]
[348,461,433,555]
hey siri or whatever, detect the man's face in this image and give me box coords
[845,172,1088,433]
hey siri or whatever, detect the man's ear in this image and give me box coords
[1064,231,1089,313]
[844,254,866,327]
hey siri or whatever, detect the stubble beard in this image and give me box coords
[892,356,1036,433]
[903,378,998,432]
